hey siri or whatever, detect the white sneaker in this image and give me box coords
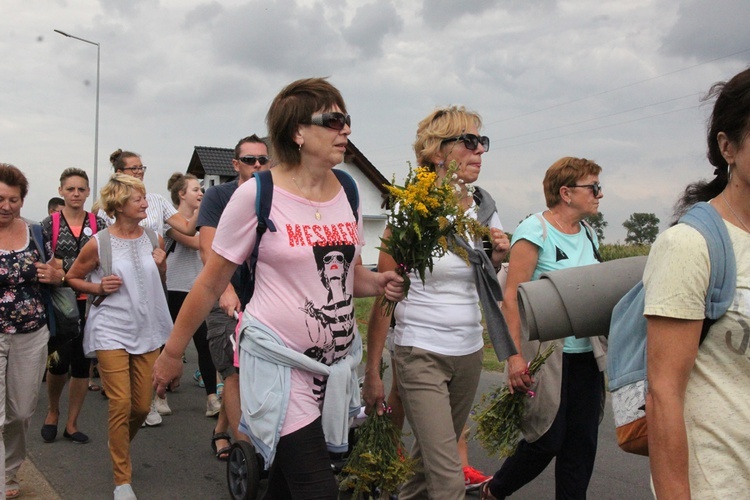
[142,401,162,427]
[205,394,221,418]
[154,395,172,416]
[114,483,137,500]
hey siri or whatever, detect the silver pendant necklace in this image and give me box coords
[292,176,322,220]
[722,191,750,232]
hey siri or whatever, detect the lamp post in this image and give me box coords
[54,29,101,198]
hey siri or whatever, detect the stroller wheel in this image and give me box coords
[227,441,261,500]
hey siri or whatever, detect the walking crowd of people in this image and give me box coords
[2,68,750,499]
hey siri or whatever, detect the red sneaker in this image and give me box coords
[464,465,492,491]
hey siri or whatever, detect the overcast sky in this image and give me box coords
[3,0,750,241]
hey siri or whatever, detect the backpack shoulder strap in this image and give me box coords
[98,229,112,276]
[581,220,603,263]
[51,211,61,254]
[244,170,277,300]
[143,227,159,250]
[332,169,359,222]
[30,223,47,261]
[87,212,98,235]
[678,201,737,321]
[534,213,548,242]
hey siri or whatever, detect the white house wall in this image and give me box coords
[335,164,387,268]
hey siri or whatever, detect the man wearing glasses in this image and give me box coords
[196,134,271,458]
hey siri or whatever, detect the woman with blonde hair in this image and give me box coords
[363,106,513,499]
[67,173,172,500]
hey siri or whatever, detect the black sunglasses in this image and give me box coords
[238,155,270,166]
[441,133,490,152]
[567,182,602,197]
[309,112,351,131]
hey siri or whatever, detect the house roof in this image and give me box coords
[187,146,236,178]
[187,141,390,193]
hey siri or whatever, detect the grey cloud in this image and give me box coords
[342,1,404,59]
[661,0,750,62]
[184,1,224,28]
[98,0,158,17]
[421,0,555,30]
[206,0,355,76]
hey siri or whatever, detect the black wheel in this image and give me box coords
[227,441,261,500]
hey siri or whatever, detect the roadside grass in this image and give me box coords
[355,296,505,372]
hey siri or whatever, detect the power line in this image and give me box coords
[496,104,701,150]
[494,93,700,143]
[484,47,750,126]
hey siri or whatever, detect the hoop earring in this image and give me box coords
[567,199,571,206]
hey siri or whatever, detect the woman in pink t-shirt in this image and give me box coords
[153,77,403,498]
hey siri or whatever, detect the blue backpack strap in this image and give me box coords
[245,170,277,300]
[678,201,736,321]
[332,169,359,222]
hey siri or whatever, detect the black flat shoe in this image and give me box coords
[41,424,57,443]
[63,430,90,444]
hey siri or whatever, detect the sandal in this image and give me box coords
[5,479,21,499]
[88,383,102,391]
[211,430,232,461]
[480,479,497,500]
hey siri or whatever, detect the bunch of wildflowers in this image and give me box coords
[339,361,416,498]
[471,343,556,458]
[378,162,488,315]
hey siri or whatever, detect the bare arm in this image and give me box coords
[500,239,538,394]
[352,253,404,300]
[166,227,200,250]
[362,228,397,415]
[66,238,122,296]
[647,316,701,500]
[165,209,198,236]
[199,225,240,316]
[152,250,238,396]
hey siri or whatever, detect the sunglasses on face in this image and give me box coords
[238,155,270,166]
[567,182,602,197]
[309,112,351,131]
[122,166,147,173]
[441,133,490,152]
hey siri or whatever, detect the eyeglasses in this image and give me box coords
[309,112,351,131]
[122,166,147,173]
[567,182,602,197]
[441,133,490,152]
[238,155,270,166]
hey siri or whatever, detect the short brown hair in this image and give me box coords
[266,78,347,166]
[167,172,198,206]
[97,173,146,217]
[109,149,140,172]
[0,163,29,200]
[414,106,483,171]
[60,167,89,186]
[543,157,602,208]
[233,135,269,160]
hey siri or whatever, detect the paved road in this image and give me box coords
[27,345,651,499]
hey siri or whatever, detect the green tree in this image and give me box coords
[623,212,660,245]
[585,212,607,241]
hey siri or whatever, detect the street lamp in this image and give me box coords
[54,29,101,198]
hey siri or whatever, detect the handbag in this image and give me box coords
[51,287,80,335]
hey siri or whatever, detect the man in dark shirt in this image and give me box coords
[197,134,270,458]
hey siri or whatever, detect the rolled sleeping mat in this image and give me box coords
[517,256,648,342]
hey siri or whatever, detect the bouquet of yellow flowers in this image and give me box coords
[471,343,556,458]
[338,406,416,499]
[378,162,488,315]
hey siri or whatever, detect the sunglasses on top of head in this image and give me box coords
[566,181,602,197]
[309,112,351,131]
[441,133,490,152]
[238,155,270,166]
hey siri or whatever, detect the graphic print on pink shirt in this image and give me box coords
[300,243,356,399]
